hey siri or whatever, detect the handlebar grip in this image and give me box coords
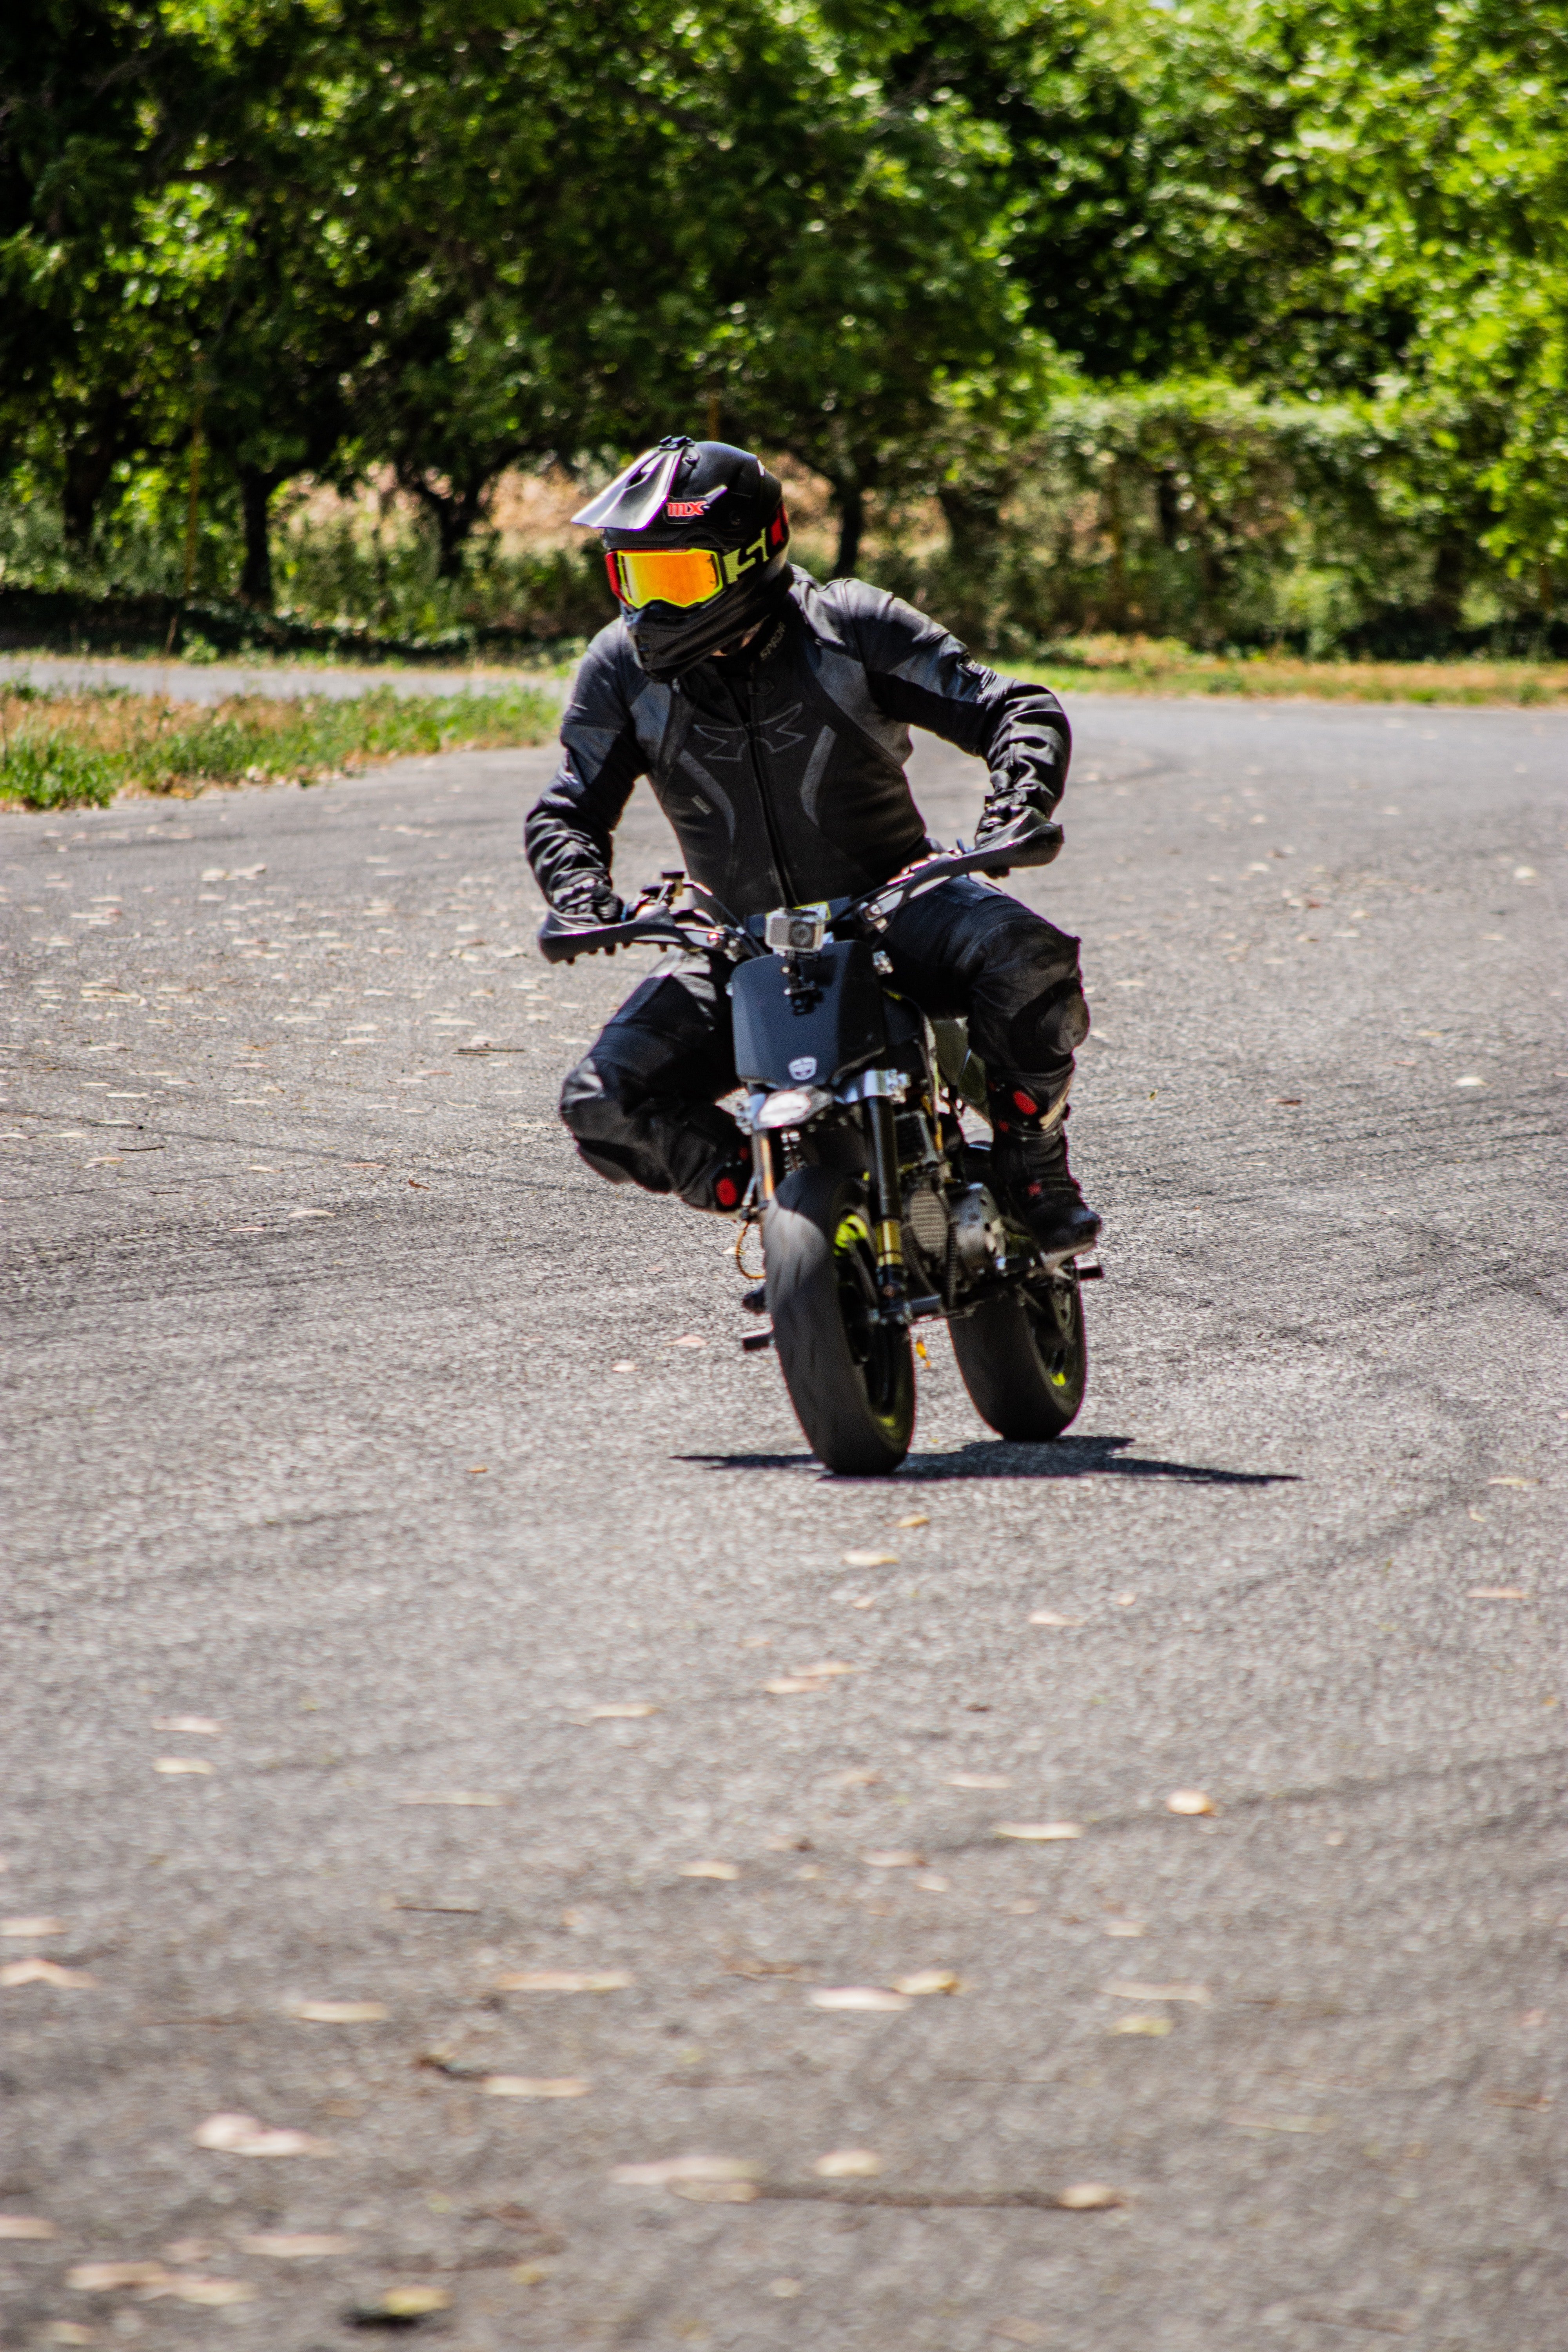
[971,815,1064,872]
[537,906,703,963]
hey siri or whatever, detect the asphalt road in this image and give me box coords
[2,697,1564,2352]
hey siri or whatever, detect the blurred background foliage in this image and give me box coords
[2,0,1564,661]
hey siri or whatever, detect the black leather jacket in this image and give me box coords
[524,572,1071,920]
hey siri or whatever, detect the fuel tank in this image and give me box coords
[730,940,887,1089]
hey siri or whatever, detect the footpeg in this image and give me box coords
[741,1327,774,1353]
[740,1284,768,1316]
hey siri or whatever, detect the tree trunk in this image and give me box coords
[239,468,275,608]
[62,431,121,550]
[829,481,864,579]
[1425,533,1468,637]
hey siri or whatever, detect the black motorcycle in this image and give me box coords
[539,817,1096,1475]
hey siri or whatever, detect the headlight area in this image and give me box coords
[746,1086,834,1132]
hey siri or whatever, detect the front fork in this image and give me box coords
[863,1094,908,1321]
[750,1109,907,1321]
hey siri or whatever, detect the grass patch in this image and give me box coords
[0,681,558,810]
[1030,635,1568,704]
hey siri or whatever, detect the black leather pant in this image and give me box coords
[558,877,1089,1209]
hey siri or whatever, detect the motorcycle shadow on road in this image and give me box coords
[680,1435,1297,1486]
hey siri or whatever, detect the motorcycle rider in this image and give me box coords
[524,435,1101,1260]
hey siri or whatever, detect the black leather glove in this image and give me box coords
[975,775,1059,871]
[552,873,626,927]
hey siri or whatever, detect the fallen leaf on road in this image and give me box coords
[892,1970,962,1996]
[0,2216,56,2239]
[813,2149,882,2178]
[373,2287,451,2319]
[1029,1612,1085,1627]
[467,1466,488,1475]
[480,2076,590,2098]
[671,2179,759,2202]
[610,2156,759,2187]
[679,1861,739,1881]
[154,1757,214,1776]
[286,2000,388,2024]
[993,1822,1082,1843]
[1057,2182,1125,2211]
[2,1958,96,1988]
[1227,2112,1332,2134]
[862,1851,924,1869]
[588,1703,659,1720]
[494,1971,633,1993]
[193,2112,329,2156]
[765,1677,827,1696]
[396,1791,506,1806]
[670,1334,707,1348]
[1487,1476,1536,1488]
[947,1773,1011,1789]
[808,1986,911,2013]
[243,2234,354,2258]
[895,1513,930,1528]
[1103,1921,1146,1938]
[916,1873,950,1891]
[795,1659,862,1678]
[1466,1586,1530,1600]
[1108,2015,1172,2036]
[68,2264,171,2292]
[1105,1981,1210,2004]
[152,1717,221,1735]
[148,2277,257,2307]
[1166,1789,1215,1816]
[1,1918,66,1937]
[842,1549,897,1568]
[1454,1074,1484,1088]
[768,2278,804,2299]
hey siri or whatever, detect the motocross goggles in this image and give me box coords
[605,512,788,611]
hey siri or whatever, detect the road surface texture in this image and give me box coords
[2,697,1564,2352]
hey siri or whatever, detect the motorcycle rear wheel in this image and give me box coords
[764,1166,916,1476]
[950,1276,1087,1441]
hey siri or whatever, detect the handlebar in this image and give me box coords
[535,812,1064,965]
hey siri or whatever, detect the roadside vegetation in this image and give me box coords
[0,683,556,809]
[1033,641,1568,706]
[3,0,1564,672]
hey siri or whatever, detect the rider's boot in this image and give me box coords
[986,1081,1102,1261]
[690,1139,753,1215]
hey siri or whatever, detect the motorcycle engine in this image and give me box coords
[904,1182,949,1260]
[951,1184,1006,1275]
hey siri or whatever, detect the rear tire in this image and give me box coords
[949,1276,1087,1441]
[764,1166,916,1475]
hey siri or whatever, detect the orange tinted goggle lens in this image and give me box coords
[606,546,726,610]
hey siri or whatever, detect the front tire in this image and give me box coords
[950,1276,1087,1441]
[764,1166,916,1476]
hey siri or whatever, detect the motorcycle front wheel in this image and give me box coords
[764,1166,916,1476]
[949,1274,1087,1441]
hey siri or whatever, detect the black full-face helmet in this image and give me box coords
[573,435,791,679]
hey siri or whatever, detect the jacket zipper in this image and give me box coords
[743,672,793,906]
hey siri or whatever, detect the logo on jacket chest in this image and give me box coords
[691,701,808,764]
